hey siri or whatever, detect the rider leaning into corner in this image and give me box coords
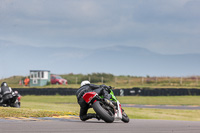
[0,82,13,103]
[76,80,113,121]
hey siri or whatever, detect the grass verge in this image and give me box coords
[0,107,76,117]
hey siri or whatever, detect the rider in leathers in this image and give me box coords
[0,82,13,104]
[76,80,112,121]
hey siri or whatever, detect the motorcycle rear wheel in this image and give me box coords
[92,101,114,123]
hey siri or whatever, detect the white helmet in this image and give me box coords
[81,80,90,87]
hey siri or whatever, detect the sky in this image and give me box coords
[0,0,200,54]
[0,0,200,77]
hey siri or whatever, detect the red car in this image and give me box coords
[51,75,68,85]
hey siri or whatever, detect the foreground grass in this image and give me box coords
[0,95,200,121]
[0,107,76,118]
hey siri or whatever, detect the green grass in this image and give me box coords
[116,96,200,105]
[21,95,200,105]
[0,95,200,121]
[0,108,76,117]
[0,96,79,118]
[124,108,200,121]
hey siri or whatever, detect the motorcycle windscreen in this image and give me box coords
[83,92,97,103]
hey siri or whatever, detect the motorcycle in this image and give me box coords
[0,91,21,108]
[83,87,129,123]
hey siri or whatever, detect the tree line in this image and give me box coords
[60,73,114,84]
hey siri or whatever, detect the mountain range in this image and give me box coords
[0,43,200,77]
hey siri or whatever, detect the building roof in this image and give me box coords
[30,70,50,72]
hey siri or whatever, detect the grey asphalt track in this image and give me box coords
[0,118,200,133]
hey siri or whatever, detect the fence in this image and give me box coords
[12,88,200,96]
[59,75,200,87]
[114,77,200,87]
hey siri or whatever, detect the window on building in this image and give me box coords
[41,72,44,78]
[38,72,40,78]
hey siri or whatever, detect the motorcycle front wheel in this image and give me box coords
[11,102,20,108]
[92,101,114,123]
[122,111,129,123]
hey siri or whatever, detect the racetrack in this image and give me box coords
[0,117,200,133]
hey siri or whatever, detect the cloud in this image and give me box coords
[0,0,200,54]
[1,0,200,77]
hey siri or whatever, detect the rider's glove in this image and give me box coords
[100,85,112,90]
[100,84,107,88]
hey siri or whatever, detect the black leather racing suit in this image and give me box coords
[76,84,111,121]
[0,86,13,103]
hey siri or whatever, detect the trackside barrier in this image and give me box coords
[12,88,200,96]
[116,88,200,96]
[12,88,77,96]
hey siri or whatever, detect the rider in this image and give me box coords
[0,82,13,104]
[76,80,112,121]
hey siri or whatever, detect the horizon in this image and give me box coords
[1,72,200,79]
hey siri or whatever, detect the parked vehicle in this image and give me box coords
[0,91,21,108]
[82,87,129,123]
[51,75,67,85]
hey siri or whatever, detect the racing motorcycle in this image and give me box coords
[83,87,129,123]
[0,91,21,108]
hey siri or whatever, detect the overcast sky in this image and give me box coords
[0,0,200,55]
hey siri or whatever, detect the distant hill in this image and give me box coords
[84,46,200,76]
[0,44,200,77]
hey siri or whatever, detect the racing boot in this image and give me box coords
[95,114,101,121]
[81,113,100,121]
[88,113,101,120]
